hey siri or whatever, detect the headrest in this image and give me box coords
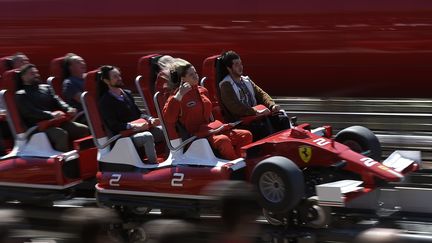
[137,54,162,92]
[0,69,19,91]
[50,56,66,80]
[84,69,103,98]
[202,55,222,102]
[137,54,162,76]
[0,56,13,77]
[215,55,226,84]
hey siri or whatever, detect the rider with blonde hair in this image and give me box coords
[163,59,252,160]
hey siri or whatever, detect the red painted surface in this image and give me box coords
[98,165,231,195]
[242,126,415,183]
[0,148,97,187]
[0,157,73,185]
[1,0,432,97]
[95,124,416,198]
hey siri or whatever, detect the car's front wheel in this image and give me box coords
[335,125,382,161]
[251,156,304,213]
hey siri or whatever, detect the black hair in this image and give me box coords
[16,63,36,90]
[220,50,240,69]
[18,63,35,77]
[98,65,117,97]
[63,53,78,78]
[100,65,115,81]
[169,69,181,86]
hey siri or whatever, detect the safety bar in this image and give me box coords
[153,91,196,152]
[134,75,151,115]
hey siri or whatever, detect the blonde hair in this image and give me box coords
[157,55,176,81]
[167,58,192,90]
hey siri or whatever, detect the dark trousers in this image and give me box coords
[0,120,12,156]
[45,121,89,152]
[269,112,291,132]
[241,113,291,141]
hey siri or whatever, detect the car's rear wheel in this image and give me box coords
[335,126,382,161]
[252,156,304,213]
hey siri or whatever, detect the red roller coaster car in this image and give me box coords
[83,55,419,227]
[0,69,97,204]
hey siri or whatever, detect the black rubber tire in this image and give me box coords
[251,156,304,213]
[335,126,382,161]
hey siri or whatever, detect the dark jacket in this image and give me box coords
[99,89,143,135]
[62,76,84,111]
[16,84,73,127]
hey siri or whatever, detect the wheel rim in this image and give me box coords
[259,171,285,203]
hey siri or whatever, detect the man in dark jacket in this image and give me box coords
[62,53,86,111]
[15,64,89,152]
[99,65,164,164]
[62,53,87,124]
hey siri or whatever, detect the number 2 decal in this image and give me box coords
[313,138,330,146]
[109,174,122,187]
[171,173,184,187]
[360,157,378,167]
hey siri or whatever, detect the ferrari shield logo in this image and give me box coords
[299,145,312,163]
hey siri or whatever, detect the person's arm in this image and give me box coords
[46,85,74,113]
[219,81,256,117]
[163,96,181,124]
[251,80,276,109]
[199,86,213,122]
[123,90,155,126]
[63,79,82,104]
[16,92,54,123]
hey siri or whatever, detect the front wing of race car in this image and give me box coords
[316,150,420,207]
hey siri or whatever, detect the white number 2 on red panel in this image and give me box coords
[171,173,184,187]
[109,174,122,187]
[313,138,330,146]
[360,157,378,167]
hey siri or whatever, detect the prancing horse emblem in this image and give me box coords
[299,145,312,163]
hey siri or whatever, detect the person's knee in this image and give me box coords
[150,126,164,142]
[75,123,90,136]
[46,127,69,151]
[136,132,154,145]
[242,130,253,143]
[47,127,68,139]
[213,135,231,148]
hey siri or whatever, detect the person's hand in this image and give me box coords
[150,118,161,126]
[255,107,270,115]
[131,122,149,132]
[174,82,192,100]
[51,110,65,118]
[67,108,77,117]
[271,104,280,112]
